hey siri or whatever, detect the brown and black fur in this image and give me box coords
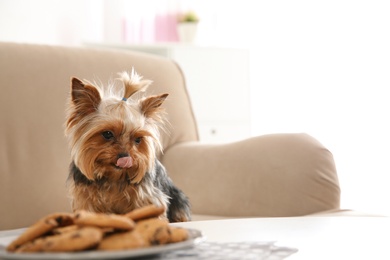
[65,70,191,222]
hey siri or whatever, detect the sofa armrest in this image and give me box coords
[162,133,340,217]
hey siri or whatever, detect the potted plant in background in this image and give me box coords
[177,11,199,43]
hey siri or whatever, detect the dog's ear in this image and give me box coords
[140,93,169,119]
[70,77,101,113]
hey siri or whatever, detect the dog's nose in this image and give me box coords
[118,153,129,158]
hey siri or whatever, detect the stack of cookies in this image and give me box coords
[6,205,188,253]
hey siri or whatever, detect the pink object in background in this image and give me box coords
[122,14,178,43]
[155,13,179,42]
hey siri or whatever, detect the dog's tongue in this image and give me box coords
[116,156,133,168]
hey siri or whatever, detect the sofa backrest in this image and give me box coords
[0,42,198,229]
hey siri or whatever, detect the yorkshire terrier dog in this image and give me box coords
[65,69,191,222]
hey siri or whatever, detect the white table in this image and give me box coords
[174,216,390,259]
[1,216,388,259]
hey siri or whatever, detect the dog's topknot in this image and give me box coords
[118,68,153,101]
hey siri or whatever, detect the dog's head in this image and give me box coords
[65,70,168,184]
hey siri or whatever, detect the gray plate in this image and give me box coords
[0,228,204,259]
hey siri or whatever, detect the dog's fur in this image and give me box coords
[65,69,191,222]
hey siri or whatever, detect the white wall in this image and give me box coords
[1,0,389,215]
[247,1,390,216]
[0,0,103,46]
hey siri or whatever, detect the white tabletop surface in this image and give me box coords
[173,216,390,259]
[1,216,389,259]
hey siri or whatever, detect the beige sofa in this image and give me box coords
[0,42,341,230]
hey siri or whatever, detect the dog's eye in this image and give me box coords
[102,131,114,140]
[134,137,143,145]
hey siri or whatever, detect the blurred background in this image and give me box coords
[1,0,389,216]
